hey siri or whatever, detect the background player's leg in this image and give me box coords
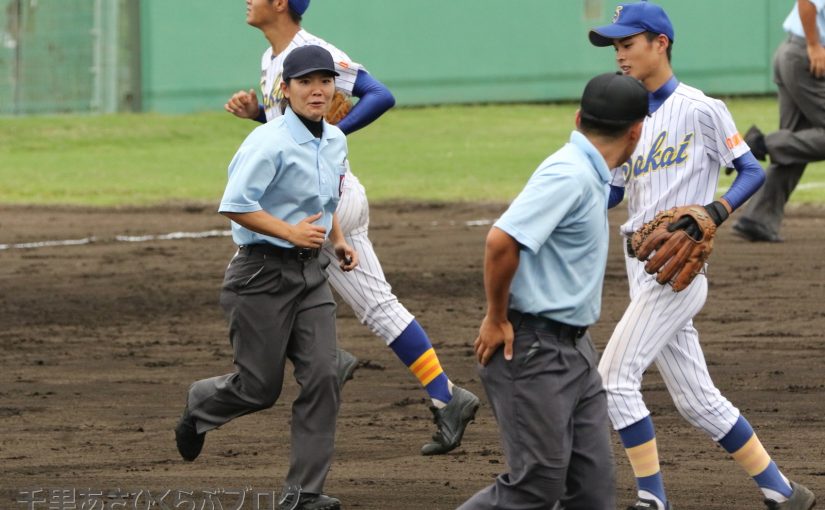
[326,178,479,453]
[655,325,796,503]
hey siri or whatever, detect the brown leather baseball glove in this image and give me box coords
[631,205,718,292]
[325,91,352,125]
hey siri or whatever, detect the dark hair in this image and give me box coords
[579,115,641,139]
[288,6,302,23]
[645,32,672,62]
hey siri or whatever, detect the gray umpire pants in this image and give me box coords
[740,34,825,236]
[458,311,615,510]
[186,245,339,494]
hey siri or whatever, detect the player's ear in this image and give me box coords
[574,109,582,129]
[280,80,290,98]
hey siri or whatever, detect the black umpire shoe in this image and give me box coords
[764,480,816,510]
[336,348,359,391]
[744,124,768,161]
[278,485,341,510]
[731,217,784,243]
[174,406,205,462]
[421,385,480,455]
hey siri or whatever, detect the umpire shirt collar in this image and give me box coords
[569,130,611,184]
[283,106,343,144]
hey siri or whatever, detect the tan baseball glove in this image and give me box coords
[325,91,352,125]
[631,205,719,292]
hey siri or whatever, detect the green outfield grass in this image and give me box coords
[1,98,823,206]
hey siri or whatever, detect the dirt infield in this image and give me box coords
[2,203,823,510]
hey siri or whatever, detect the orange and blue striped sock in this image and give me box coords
[390,320,451,406]
[718,415,792,501]
[619,417,667,509]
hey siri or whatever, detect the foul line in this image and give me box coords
[0,220,496,252]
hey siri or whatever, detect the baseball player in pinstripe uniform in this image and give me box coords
[589,2,816,509]
[224,0,479,456]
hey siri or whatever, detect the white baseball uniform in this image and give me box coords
[259,29,414,343]
[599,82,750,440]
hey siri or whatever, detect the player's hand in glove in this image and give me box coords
[325,91,352,125]
[224,89,261,119]
[632,201,729,292]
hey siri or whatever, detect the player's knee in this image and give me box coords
[241,375,283,410]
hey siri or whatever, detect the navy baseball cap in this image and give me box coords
[283,45,339,80]
[589,1,674,47]
[580,72,649,125]
[288,0,310,16]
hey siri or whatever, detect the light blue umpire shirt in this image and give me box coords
[219,106,348,248]
[494,130,611,327]
[783,0,825,45]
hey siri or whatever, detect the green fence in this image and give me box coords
[0,0,796,115]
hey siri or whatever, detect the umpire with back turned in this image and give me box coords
[174,45,357,510]
[458,72,648,510]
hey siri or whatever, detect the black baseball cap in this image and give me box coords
[580,72,649,125]
[282,45,339,80]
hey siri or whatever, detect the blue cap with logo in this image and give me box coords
[288,0,310,16]
[589,1,674,47]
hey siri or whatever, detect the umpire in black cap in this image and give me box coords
[458,73,647,510]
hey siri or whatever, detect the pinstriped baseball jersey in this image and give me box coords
[611,83,750,236]
[260,29,362,122]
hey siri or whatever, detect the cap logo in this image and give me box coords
[612,5,623,23]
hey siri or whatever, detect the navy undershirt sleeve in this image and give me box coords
[254,106,266,124]
[336,69,395,135]
[608,185,625,209]
[721,152,765,210]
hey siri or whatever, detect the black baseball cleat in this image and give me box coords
[278,486,341,510]
[174,406,205,462]
[421,385,480,455]
[744,125,768,161]
[764,480,816,510]
[336,348,359,391]
[731,218,783,243]
[627,498,671,510]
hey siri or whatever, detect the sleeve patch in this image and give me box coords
[725,132,744,150]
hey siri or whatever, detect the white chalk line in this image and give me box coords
[0,230,232,251]
[718,182,825,193]
[0,220,497,252]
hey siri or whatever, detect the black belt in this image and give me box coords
[508,309,588,341]
[239,243,320,261]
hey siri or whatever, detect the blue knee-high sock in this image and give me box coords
[619,416,667,507]
[389,320,452,404]
[718,415,792,498]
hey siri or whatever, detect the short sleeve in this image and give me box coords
[318,42,362,95]
[697,99,749,167]
[494,167,582,254]
[219,140,279,213]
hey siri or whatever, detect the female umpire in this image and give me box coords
[175,45,357,510]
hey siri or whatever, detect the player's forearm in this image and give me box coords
[483,227,520,322]
[221,210,295,242]
[328,214,345,246]
[721,152,766,211]
[799,0,822,47]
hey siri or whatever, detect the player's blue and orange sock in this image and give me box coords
[718,415,792,502]
[389,320,452,407]
[619,416,668,510]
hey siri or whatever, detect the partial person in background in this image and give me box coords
[224,0,480,456]
[733,0,825,242]
[589,2,815,509]
[458,72,648,510]
[176,45,357,510]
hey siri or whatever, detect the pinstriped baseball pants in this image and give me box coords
[598,243,740,440]
[322,170,415,344]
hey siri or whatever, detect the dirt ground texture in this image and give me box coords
[1,202,824,510]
